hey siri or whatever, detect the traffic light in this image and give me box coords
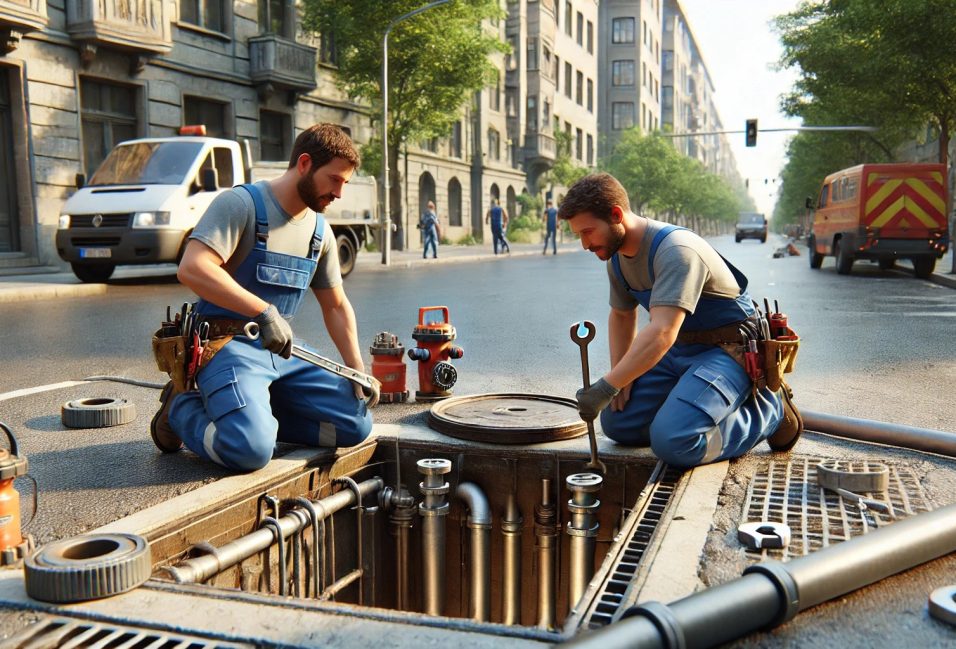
[745,119,758,147]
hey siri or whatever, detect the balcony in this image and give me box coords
[523,132,556,168]
[0,0,47,52]
[249,34,317,97]
[67,0,172,62]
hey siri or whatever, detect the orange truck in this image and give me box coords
[806,163,949,278]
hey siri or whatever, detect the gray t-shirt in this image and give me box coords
[608,218,739,314]
[190,181,341,289]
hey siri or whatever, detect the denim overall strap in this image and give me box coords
[194,184,320,320]
[610,225,754,331]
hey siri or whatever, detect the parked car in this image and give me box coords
[735,212,768,243]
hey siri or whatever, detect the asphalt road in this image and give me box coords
[0,235,954,544]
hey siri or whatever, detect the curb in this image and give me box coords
[355,246,576,271]
[0,282,107,303]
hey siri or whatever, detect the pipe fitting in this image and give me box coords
[502,492,523,626]
[535,478,559,630]
[567,473,603,609]
[456,482,492,622]
[418,458,452,616]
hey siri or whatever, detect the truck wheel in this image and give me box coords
[71,262,115,283]
[913,257,936,279]
[808,236,824,269]
[735,235,741,243]
[835,240,854,275]
[760,234,767,243]
[878,259,896,270]
[337,233,357,278]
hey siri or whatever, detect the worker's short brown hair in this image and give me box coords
[558,173,630,222]
[289,123,360,172]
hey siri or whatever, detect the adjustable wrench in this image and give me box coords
[570,321,607,475]
[243,322,380,407]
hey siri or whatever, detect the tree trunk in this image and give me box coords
[939,119,954,274]
[388,140,404,251]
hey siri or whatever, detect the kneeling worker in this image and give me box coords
[561,173,802,468]
[151,124,374,471]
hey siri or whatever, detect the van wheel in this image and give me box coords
[878,259,896,270]
[835,241,854,275]
[760,234,767,243]
[71,262,115,283]
[337,233,357,278]
[808,236,824,269]
[735,235,741,243]
[913,257,936,279]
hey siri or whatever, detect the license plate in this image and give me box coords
[79,247,111,259]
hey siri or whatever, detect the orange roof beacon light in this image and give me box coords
[178,125,207,136]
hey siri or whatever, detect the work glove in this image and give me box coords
[254,304,294,359]
[363,377,382,409]
[576,378,620,422]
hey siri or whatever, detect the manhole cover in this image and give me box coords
[427,393,587,444]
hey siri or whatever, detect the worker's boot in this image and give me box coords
[150,381,184,453]
[767,382,804,452]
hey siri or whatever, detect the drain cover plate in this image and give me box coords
[427,393,587,444]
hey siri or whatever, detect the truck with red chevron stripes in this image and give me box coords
[806,163,949,278]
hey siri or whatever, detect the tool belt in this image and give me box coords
[152,325,189,393]
[151,308,244,393]
[761,326,799,392]
[675,320,753,346]
[200,317,251,338]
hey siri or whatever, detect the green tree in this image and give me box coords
[541,129,588,194]
[303,0,507,239]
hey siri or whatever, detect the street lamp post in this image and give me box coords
[381,0,451,266]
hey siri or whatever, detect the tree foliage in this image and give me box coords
[302,0,507,229]
[603,129,744,223]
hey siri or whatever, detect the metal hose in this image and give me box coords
[803,409,956,457]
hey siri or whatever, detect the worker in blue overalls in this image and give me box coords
[150,124,375,472]
[485,198,511,255]
[560,173,802,468]
[542,198,558,255]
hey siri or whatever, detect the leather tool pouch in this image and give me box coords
[152,328,188,393]
[761,326,799,392]
[201,335,233,367]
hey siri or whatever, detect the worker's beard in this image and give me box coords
[590,222,626,260]
[297,174,335,213]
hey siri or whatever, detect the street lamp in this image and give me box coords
[381,0,451,266]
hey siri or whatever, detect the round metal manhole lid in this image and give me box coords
[428,393,587,444]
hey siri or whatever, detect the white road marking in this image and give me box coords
[0,381,89,402]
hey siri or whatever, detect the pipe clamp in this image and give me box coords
[621,601,686,649]
[743,560,800,627]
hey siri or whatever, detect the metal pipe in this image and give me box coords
[455,481,492,622]
[564,502,956,648]
[501,492,523,625]
[418,458,451,615]
[164,477,384,584]
[566,473,602,609]
[804,409,956,457]
[387,486,416,610]
[535,478,559,630]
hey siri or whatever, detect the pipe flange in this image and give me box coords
[566,521,600,538]
[621,601,686,649]
[929,585,956,627]
[417,458,452,476]
[419,502,450,517]
[568,499,601,515]
[567,473,603,492]
[24,533,151,603]
[743,560,800,627]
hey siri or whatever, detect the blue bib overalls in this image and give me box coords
[421,212,439,259]
[168,184,373,471]
[490,206,510,254]
[543,206,558,254]
[601,225,782,468]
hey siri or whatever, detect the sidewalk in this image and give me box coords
[0,240,583,303]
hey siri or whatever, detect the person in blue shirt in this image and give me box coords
[485,199,510,255]
[419,201,441,259]
[542,198,558,255]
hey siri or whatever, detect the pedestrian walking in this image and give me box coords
[485,198,510,254]
[419,200,441,259]
[561,173,802,469]
[150,123,375,472]
[542,198,558,255]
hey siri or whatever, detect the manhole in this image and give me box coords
[427,393,588,444]
[740,456,933,562]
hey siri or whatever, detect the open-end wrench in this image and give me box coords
[570,321,607,475]
[243,322,380,407]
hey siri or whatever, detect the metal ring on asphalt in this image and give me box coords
[61,397,137,428]
[24,532,152,603]
[929,585,956,627]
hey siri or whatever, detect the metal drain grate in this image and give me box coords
[742,457,933,562]
[1,617,252,649]
[579,464,685,629]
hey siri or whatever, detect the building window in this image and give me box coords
[491,74,501,111]
[642,62,647,88]
[663,50,673,72]
[184,96,227,138]
[421,137,438,153]
[450,121,463,158]
[576,70,583,105]
[612,17,635,44]
[554,55,560,83]
[565,2,572,36]
[487,128,500,161]
[564,62,572,97]
[575,127,582,160]
[587,20,593,53]
[612,60,635,86]
[527,37,538,71]
[587,133,593,165]
[260,110,291,161]
[527,95,538,131]
[259,0,292,37]
[576,12,583,46]
[448,178,462,226]
[320,30,338,65]
[612,102,635,130]
[181,0,226,33]
[506,88,517,117]
[587,78,593,112]
[80,78,138,178]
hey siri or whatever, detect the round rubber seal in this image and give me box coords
[61,397,137,428]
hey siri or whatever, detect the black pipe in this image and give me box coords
[564,502,956,649]
[803,410,956,457]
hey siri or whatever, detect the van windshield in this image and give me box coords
[89,141,204,186]
[738,213,765,224]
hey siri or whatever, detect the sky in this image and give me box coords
[679,0,803,216]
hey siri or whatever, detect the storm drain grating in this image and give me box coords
[1,617,252,649]
[581,464,685,629]
[741,456,933,562]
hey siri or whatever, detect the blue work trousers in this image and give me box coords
[492,227,510,254]
[169,337,372,472]
[423,231,438,258]
[543,227,557,254]
[600,344,782,468]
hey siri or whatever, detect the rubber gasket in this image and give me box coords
[61,397,137,428]
[24,533,152,603]
[929,585,956,627]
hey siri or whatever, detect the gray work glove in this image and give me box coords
[254,304,294,359]
[576,378,620,422]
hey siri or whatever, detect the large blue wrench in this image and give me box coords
[570,321,607,475]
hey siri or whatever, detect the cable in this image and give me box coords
[82,376,166,389]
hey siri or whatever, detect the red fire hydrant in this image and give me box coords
[0,422,35,567]
[408,306,463,402]
[370,332,409,403]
